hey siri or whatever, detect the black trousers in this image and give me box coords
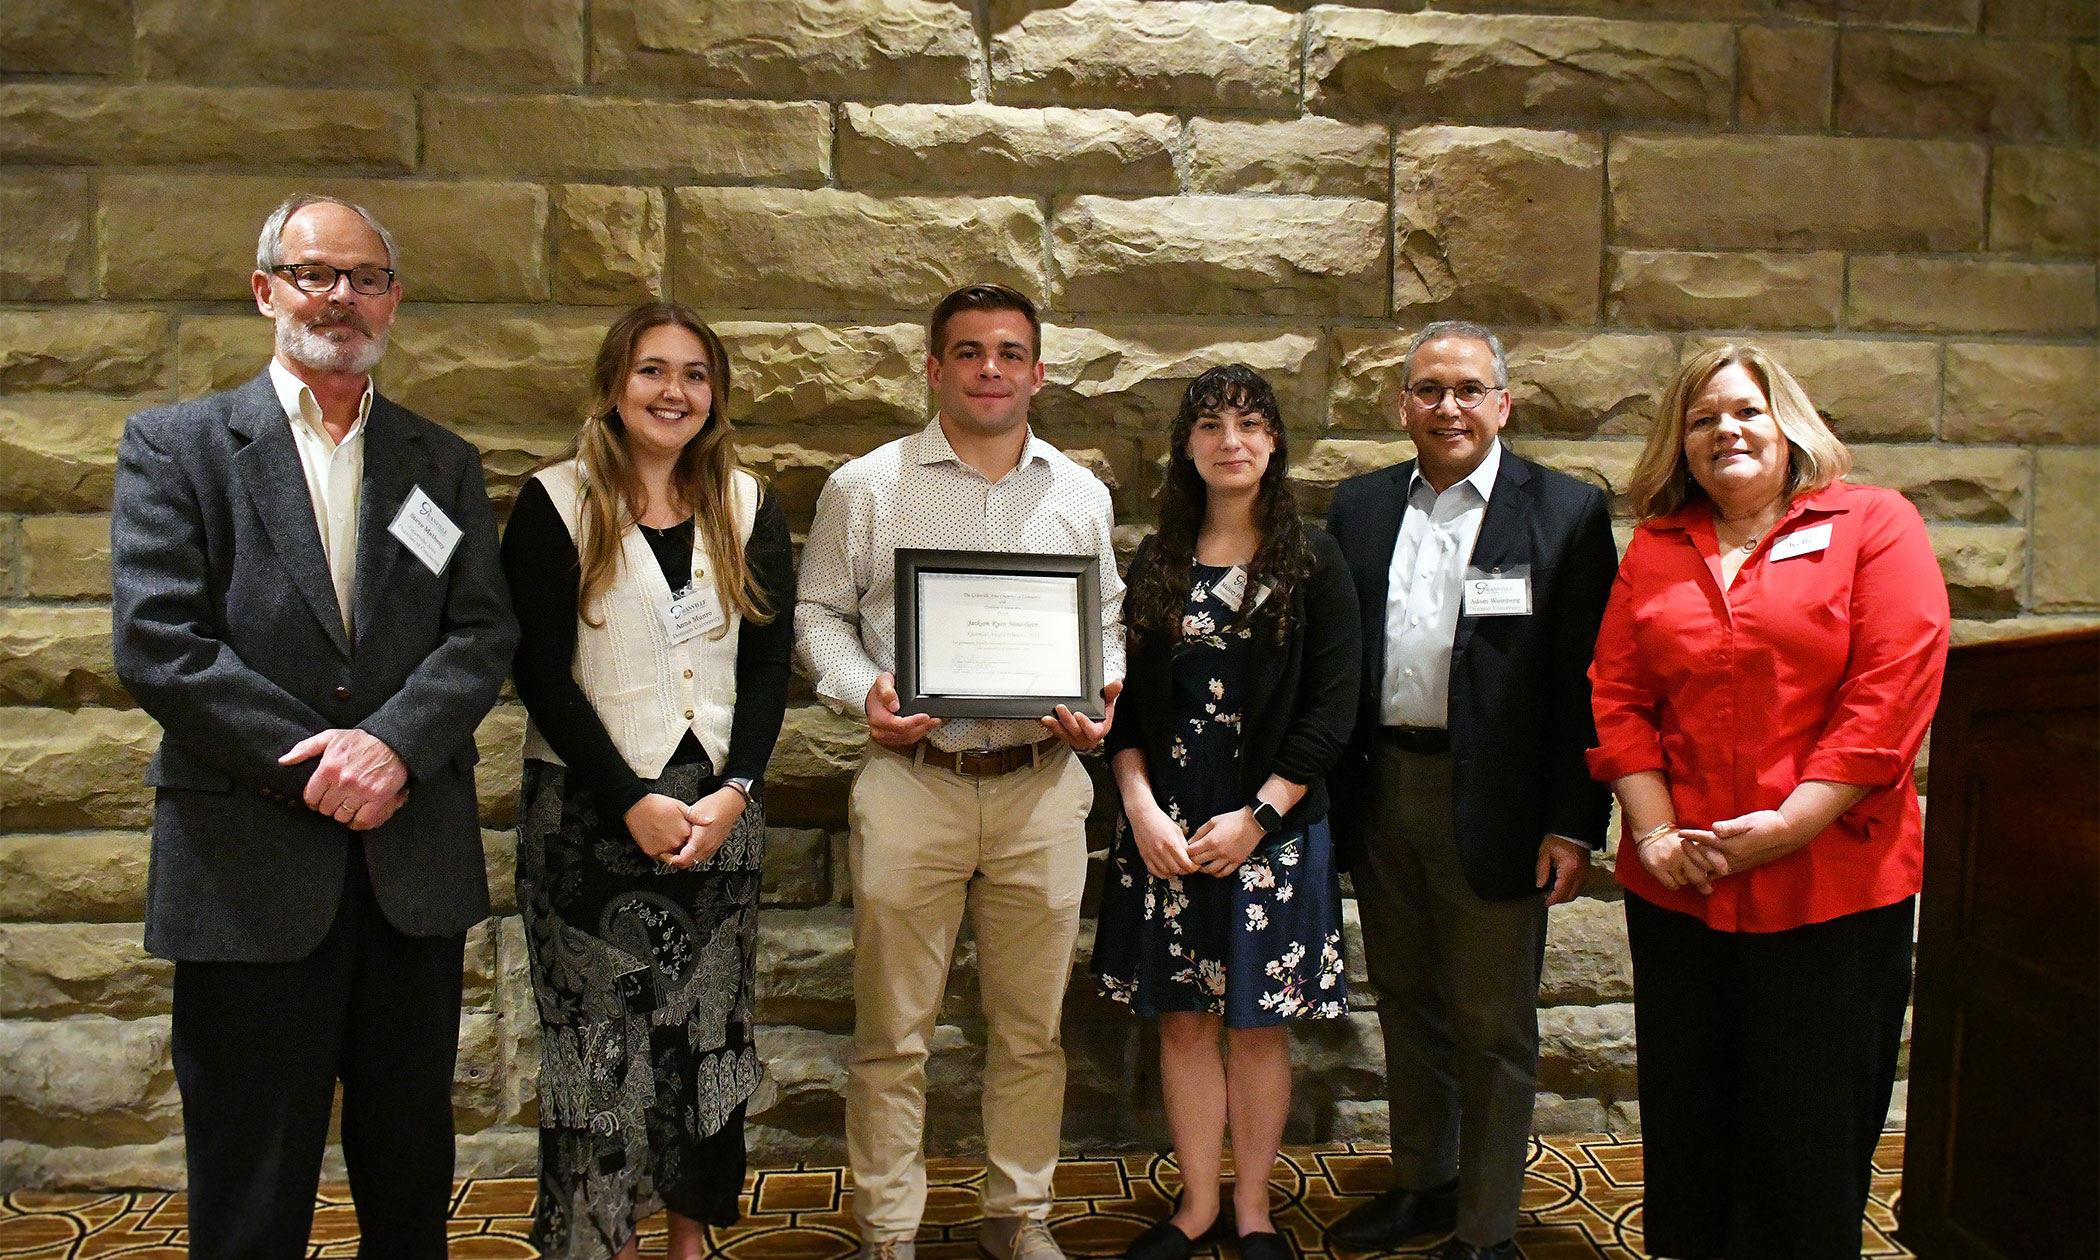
[1624,892,1915,1260]
[171,842,467,1260]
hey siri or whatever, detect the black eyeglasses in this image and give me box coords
[270,263,395,296]
[1405,381,1501,410]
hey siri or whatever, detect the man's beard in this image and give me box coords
[276,309,388,375]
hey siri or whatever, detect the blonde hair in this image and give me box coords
[558,303,772,630]
[1629,344,1852,521]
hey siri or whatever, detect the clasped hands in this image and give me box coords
[862,671,1122,753]
[278,728,410,831]
[625,786,747,868]
[1128,800,1265,881]
[1637,809,1807,894]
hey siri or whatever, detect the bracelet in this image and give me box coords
[721,779,752,804]
[1633,822,1677,851]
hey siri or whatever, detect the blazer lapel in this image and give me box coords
[1357,461,1414,697]
[1454,447,1533,657]
[228,373,352,658]
[351,395,425,648]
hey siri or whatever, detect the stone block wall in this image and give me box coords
[1,0,2094,1190]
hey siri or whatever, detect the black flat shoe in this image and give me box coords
[1323,1178,1460,1252]
[1431,1239,1517,1260]
[1236,1230,1294,1260]
[1125,1211,1233,1260]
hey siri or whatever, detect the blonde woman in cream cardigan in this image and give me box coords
[502,303,794,1260]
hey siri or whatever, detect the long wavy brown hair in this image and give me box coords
[557,303,772,630]
[1127,365,1314,647]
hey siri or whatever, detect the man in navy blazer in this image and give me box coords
[1323,322,1617,1260]
[111,195,516,1258]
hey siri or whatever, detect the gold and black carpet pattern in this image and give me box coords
[0,1134,1912,1259]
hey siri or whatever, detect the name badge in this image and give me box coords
[1462,565,1532,617]
[387,485,462,576]
[662,584,725,646]
[1769,522,1833,561]
[1211,566,1250,611]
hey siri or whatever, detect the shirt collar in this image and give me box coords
[1408,437,1503,507]
[269,356,372,444]
[908,415,1053,475]
[1651,478,1859,534]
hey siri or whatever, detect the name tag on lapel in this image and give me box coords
[1462,565,1532,617]
[662,585,725,645]
[1769,522,1833,561]
[388,485,463,576]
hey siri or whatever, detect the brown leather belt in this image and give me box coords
[1383,725,1452,754]
[912,738,1061,777]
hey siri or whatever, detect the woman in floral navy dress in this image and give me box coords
[1094,365,1361,1260]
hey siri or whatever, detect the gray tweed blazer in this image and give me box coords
[111,369,518,963]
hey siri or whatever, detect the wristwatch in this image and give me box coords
[1250,800,1283,835]
[723,776,756,803]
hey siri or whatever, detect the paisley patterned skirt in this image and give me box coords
[517,755,765,1260]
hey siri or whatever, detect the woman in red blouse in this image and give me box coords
[1588,345,1949,1260]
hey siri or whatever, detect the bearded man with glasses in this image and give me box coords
[1322,320,1619,1260]
[110,194,516,1258]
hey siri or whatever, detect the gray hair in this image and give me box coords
[255,194,399,273]
[1401,319,1508,388]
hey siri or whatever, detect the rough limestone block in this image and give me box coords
[483,831,517,918]
[1943,343,2098,443]
[1035,324,1326,436]
[1506,333,1680,440]
[0,1016,178,1147]
[0,397,132,513]
[1537,1002,1638,1100]
[461,919,498,1011]
[840,103,1176,194]
[593,0,976,102]
[20,516,113,601]
[0,1137,187,1193]
[675,188,1050,312]
[0,607,125,709]
[1985,0,2100,37]
[0,311,170,396]
[1183,117,1389,198]
[991,0,1299,112]
[453,1010,505,1131]
[1738,24,1834,129]
[0,925,170,1020]
[1928,524,2027,616]
[1540,896,1634,1006]
[379,309,605,438]
[1682,334,1941,441]
[1,0,131,73]
[476,706,526,829]
[1611,135,1986,250]
[768,706,869,784]
[2033,448,2099,610]
[1846,446,2029,524]
[135,0,586,89]
[0,85,415,171]
[1053,196,1386,317]
[1952,613,2100,645]
[550,185,665,308]
[0,517,16,597]
[426,96,830,183]
[0,834,149,923]
[1511,440,1647,512]
[1847,257,2096,334]
[176,315,275,400]
[1989,145,2100,254]
[1607,250,1843,330]
[1394,127,1606,325]
[718,322,928,429]
[756,906,856,1029]
[0,706,157,831]
[1534,1091,1611,1135]
[763,827,831,908]
[1835,0,1983,31]
[1838,32,2075,140]
[1289,440,1417,512]
[0,174,94,301]
[1306,11,1732,127]
[99,174,549,304]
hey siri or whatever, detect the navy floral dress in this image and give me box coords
[1093,563,1349,1027]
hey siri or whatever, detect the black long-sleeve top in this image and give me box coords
[501,476,796,819]
[1105,526,1362,832]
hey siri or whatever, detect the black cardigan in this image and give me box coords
[1105,526,1362,832]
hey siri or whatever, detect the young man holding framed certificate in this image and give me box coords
[795,284,1126,1260]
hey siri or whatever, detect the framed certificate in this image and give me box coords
[895,549,1107,720]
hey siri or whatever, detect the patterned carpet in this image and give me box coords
[0,1134,1912,1259]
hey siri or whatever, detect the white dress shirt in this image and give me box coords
[795,418,1126,753]
[269,357,371,638]
[1380,439,1503,728]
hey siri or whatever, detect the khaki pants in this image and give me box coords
[845,742,1094,1240]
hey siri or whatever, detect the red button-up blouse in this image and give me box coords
[1587,481,1950,933]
